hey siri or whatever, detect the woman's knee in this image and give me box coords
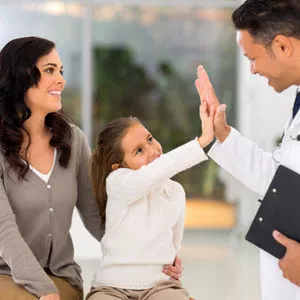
[0,274,83,300]
[0,275,38,300]
[49,275,83,300]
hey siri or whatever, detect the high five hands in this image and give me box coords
[195,65,300,287]
[195,65,231,143]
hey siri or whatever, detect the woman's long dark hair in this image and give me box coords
[90,117,141,229]
[0,36,73,179]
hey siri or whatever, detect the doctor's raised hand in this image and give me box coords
[195,65,231,142]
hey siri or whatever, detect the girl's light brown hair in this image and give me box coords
[89,116,141,230]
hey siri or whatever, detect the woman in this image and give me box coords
[0,37,182,300]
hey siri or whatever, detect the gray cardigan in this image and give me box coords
[0,125,103,297]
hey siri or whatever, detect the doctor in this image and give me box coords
[195,0,300,299]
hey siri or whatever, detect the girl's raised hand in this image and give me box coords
[198,99,215,148]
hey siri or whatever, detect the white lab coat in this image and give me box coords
[208,111,300,300]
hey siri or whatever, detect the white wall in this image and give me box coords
[71,211,102,260]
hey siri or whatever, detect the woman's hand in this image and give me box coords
[40,294,60,300]
[163,256,183,281]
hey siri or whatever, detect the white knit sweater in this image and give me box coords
[92,139,208,289]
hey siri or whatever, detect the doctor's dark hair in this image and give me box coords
[89,116,141,229]
[0,36,73,180]
[232,0,300,47]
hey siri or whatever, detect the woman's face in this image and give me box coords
[25,48,66,116]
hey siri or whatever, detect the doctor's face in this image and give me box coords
[237,30,299,93]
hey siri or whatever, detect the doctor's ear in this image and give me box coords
[111,163,120,171]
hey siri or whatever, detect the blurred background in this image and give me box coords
[0,0,298,299]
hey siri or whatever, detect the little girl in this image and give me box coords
[87,101,214,300]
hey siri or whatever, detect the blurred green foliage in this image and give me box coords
[90,45,235,199]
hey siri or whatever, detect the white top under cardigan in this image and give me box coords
[29,149,57,183]
[92,139,208,290]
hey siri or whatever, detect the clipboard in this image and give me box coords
[245,165,300,259]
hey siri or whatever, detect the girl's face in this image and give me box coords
[121,123,163,170]
[25,48,66,116]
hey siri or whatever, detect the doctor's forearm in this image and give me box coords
[208,127,277,196]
